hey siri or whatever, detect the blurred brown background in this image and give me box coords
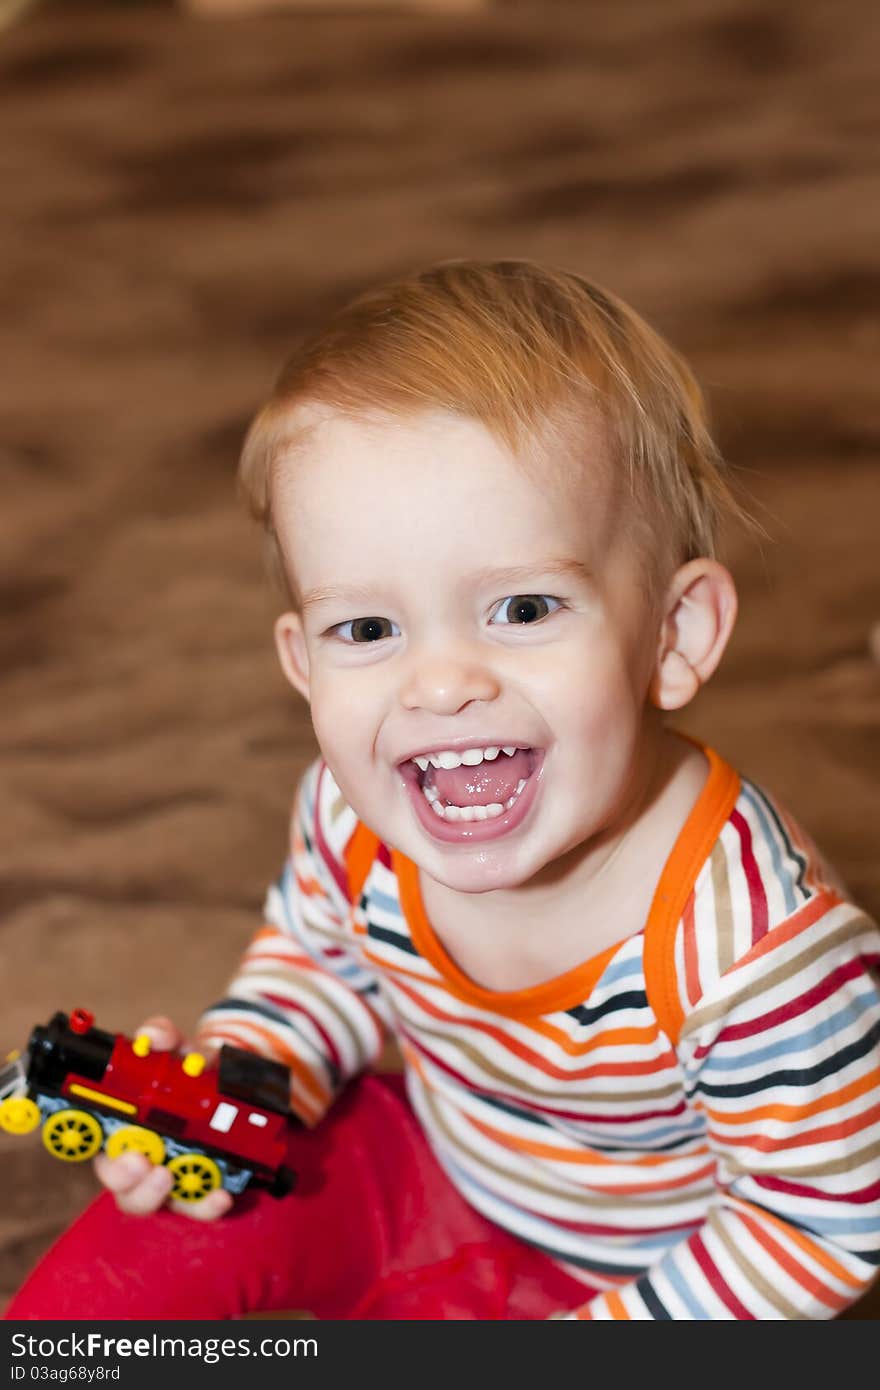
[1,0,878,1315]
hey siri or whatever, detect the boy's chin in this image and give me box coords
[403,827,556,894]
[420,861,532,895]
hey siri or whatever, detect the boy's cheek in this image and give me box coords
[309,699,366,767]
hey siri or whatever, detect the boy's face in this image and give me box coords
[272,405,666,895]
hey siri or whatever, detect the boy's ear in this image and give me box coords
[650,559,738,711]
[274,612,311,703]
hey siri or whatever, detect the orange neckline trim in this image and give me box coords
[390,736,741,1022]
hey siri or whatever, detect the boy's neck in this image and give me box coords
[417,724,710,991]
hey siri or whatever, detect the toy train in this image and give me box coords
[0,1009,297,1202]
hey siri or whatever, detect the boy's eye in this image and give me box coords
[330,617,397,642]
[329,594,561,642]
[490,594,563,625]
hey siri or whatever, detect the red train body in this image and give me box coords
[0,1009,297,1202]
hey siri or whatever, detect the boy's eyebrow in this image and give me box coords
[301,559,593,613]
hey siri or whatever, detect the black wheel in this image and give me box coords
[268,1165,296,1198]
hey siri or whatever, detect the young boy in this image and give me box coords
[7,259,880,1320]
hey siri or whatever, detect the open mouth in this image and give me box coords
[398,746,544,839]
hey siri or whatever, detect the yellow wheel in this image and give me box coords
[167,1153,222,1202]
[105,1125,165,1166]
[0,1096,41,1135]
[42,1109,103,1162]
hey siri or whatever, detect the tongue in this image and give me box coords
[427,749,532,807]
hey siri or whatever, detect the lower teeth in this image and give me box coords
[421,778,528,822]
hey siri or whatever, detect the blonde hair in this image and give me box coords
[238,257,759,605]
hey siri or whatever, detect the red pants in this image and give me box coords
[5,1075,594,1321]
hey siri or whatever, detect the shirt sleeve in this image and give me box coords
[563,897,880,1319]
[194,757,392,1127]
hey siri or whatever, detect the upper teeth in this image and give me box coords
[412,746,522,771]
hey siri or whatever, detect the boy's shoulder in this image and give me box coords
[723,771,851,913]
[671,768,877,1033]
[294,755,362,884]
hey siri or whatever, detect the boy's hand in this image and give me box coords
[93,1015,233,1222]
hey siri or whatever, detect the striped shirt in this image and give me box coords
[197,738,880,1319]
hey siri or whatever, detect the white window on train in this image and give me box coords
[209,1101,238,1133]
[247,1113,268,1127]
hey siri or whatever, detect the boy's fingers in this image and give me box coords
[94,1151,173,1212]
[112,1164,175,1217]
[95,1151,233,1221]
[169,1188,234,1223]
[132,1017,219,1063]
[94,1149,152,1193]
[135,1016,183,1051]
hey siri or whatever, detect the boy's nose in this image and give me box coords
[399,650,501,715]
